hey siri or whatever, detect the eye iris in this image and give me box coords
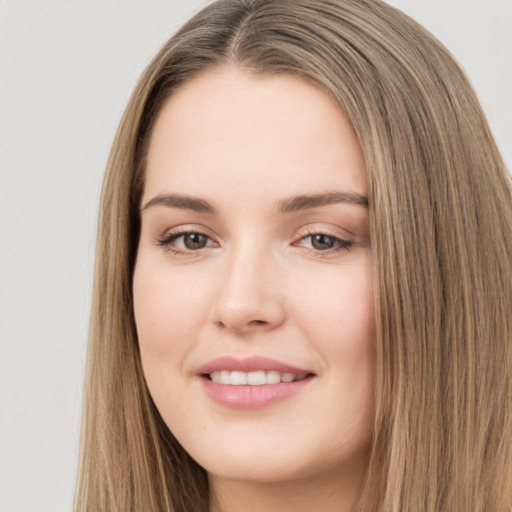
[311,234,334,250]
[184,233,207,249]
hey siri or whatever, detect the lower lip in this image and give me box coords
[200,376,314,409]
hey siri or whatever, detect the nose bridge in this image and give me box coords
[211,235,284,333]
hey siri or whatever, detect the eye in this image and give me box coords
[178,232,209,250]
[309,234,339,251]
[296,232,352,253]
[156,229,218,255]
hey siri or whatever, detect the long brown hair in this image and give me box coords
[75,1,512,510]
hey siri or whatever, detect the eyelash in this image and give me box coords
[295,229,353,254]
[156,228,353,256]
[156,228,217,257]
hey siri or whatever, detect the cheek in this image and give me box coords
[292,260,375,351]
[133,262,208,372]
[291,259,376,415]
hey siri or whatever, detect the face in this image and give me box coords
[133,67,375,489]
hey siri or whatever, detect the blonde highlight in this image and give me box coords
[75,1,512,510]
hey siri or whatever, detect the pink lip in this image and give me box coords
[198,356,310,375]
[197,356,315,409]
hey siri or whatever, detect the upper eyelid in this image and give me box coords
[157,224,352,237]
[159,224,216,239]
[295,223,355,239]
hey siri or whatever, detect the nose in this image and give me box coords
[210,244,285,335]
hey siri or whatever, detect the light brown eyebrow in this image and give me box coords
[142,193,217,214]
[277,191,368,213]
[142,190,368,215]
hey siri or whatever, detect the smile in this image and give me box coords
[198,356,315,409]
[209,370,309,385]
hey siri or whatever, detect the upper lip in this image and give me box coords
[197,356,313,375]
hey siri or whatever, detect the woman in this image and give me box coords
[75,0,512,510]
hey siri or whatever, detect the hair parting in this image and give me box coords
[75,1,512,510]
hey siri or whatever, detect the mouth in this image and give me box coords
[206,370,310,385]
[198,356,315,409]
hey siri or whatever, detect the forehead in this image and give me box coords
[144,66,367,204]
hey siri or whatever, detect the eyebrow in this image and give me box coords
[277,191,368,212]
[141,190,368,214]
[142,194,217,213]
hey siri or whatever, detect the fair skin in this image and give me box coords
[133,67,375,512]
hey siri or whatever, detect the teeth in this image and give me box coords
[266,370,280,384]
[208,370,307,385]
[247,370,266,385]
[230,371,247,385]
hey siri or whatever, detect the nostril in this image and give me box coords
[215,318,269,333]
[250,320,267,326]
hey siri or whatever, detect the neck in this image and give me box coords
[208,463,366,512]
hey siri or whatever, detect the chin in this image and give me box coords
[184,429,372,487]
[202,452,306,484]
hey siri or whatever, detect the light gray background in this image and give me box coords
[0,1,510,511]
